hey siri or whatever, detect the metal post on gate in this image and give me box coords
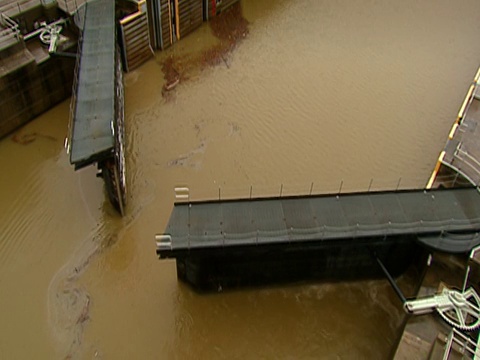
[453,172,459,187]
[396,177,402,191]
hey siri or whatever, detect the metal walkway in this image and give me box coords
[157,187,480,257]
[68,0,116,169]
[67,0,126,215]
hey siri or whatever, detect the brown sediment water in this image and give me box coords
[2,0,480,358]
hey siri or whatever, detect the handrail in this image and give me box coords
[165,206,480,247]
[0,12,20,41]
[174,173,474,204]
[1,13,18,29]
[456,147,480,173]
[458,83,475,124]
[443,328,479,359]
[427,64,480,189]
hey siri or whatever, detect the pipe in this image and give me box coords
[51,51,78,58]
[372,251,407,304]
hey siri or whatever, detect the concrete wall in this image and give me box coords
[0,55,75,138]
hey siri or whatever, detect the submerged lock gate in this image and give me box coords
[67,0,126,214]
[156,187,480,290]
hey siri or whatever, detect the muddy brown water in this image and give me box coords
[2,0,480,358]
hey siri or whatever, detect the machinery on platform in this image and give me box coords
[24,18,69,53]
[405,287,480,332]
[404,246,480,333]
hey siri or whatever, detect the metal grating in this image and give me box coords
[160,188,480,255]
[69,0,116,168]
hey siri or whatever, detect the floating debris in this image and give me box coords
[12,132,56,145]
[160,3,249,97]
[202,3,249,68]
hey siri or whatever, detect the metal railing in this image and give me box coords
[454,145,480,185]
[172,174,472,204]
[0,12,18,30]
[428,64,480,191]
[442,329,479,360]
[0,12,20,43]
[434,172,472,187]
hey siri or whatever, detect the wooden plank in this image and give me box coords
[122,13,148,31]
[126,39,150,55]
[124,24,149,42]
[177,0,202,38]
[123,17,147,34]
[216,0,239,13]
[127,48,152,64]
[127,50,153,70]
[120,10,152,71]
[124,34,149,47]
